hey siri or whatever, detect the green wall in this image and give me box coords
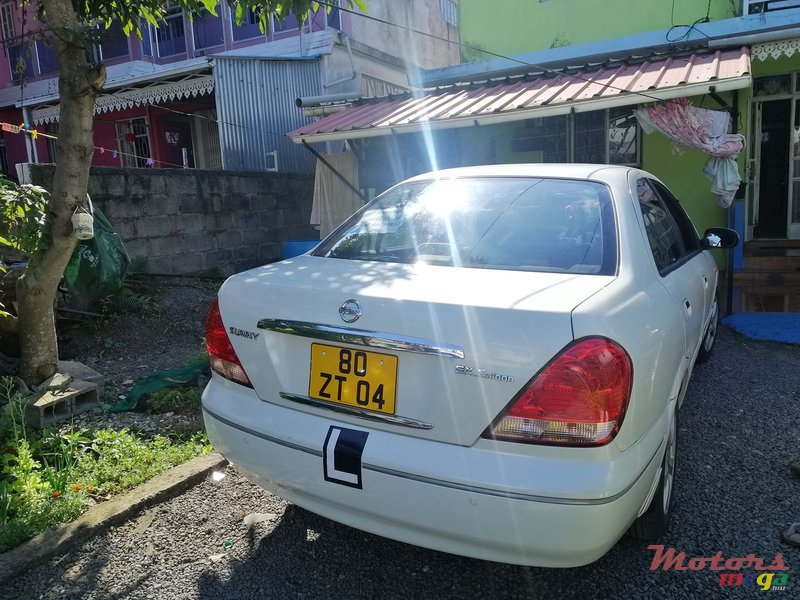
[641,89,749,269]
[460,0,738,60]
[751,53,800,77]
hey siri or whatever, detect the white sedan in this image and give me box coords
[202,164,738,567]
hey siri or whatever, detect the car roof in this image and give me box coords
[405,164,634,183]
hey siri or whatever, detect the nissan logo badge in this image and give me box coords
[339,299,362,323]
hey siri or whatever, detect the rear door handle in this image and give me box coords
[684,299,692,317]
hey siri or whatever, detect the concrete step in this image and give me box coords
[745,239,800,251]
[734,269,800,284]
[25,379,100,429]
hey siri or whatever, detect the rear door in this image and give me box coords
[648,179,716,323]
[634,177,706,358]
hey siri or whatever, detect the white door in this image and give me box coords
[747,101,762,242]
[789,99,800,238]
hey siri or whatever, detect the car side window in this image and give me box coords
[649,180,700,254]
[636,178,686,274]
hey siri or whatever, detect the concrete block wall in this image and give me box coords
[29,165,318,277]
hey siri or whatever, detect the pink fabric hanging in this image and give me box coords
[635,98,744,208]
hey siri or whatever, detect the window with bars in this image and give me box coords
[116,118,151,168]
[45,123,58,163]
[511,108,640,167]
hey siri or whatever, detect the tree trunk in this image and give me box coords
[16,0,105,384]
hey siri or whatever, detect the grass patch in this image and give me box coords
[0,378,211,552]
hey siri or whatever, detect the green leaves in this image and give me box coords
[0,422,210,551]
[68,1,368,36]
[0,177,48,255]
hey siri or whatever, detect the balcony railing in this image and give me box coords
[744,0,800,15]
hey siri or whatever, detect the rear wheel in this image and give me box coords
[696,296,719,364]
[630,412,677,541]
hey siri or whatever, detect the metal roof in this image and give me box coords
[289,47,751,144]
[4,59,210,110]
[418,10,795,86]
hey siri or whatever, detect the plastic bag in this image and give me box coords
[63,202,129,300]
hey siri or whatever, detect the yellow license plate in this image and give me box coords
[309,344,398,415]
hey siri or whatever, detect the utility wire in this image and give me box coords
[2,122,191,168]
[13,0,728,163]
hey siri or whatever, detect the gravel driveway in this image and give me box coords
[3,327,799,599]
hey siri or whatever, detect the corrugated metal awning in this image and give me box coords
[289,48,751,144]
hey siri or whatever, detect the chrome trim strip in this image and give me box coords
[279,392,434,430]
[203,407,321,457]
[257,319,465,359]
[364,444,663,506]
[203,407,660,506]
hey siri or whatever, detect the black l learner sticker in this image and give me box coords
[323,426,368,489]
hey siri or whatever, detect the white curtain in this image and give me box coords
[310,152,362,238]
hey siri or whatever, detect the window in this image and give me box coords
[141,19,152,56]
[0,2,14,42]
[511,109,640,166]
[154,9,186,57]
[273,12,299,33]
[315,177,617,275]
[35,39,59,76]
[326,1,342,30]
[0,131,8,176]
[744,0,800,15]
[98,21,129,60]
[649,180,700,253]
[754,74,791,97]
[45,123,58,163]
[511,115,569,162]
[574,111,605,163]
[637,178,699,275]
[439,0,459,26]
[8,42,34,81]
[608,107,639,166]
[232,7,262,41]
[193,5,224,50]
[116,118,151,168]
[362,75,407,97]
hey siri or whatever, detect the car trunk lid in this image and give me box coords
[218,256,614,446]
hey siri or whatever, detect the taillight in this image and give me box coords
[484,337,632,446]
[206,299,252,387]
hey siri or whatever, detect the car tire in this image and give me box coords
[695,295,719,364]
[629,411,677,541]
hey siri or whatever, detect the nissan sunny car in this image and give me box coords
[202,164,738,567]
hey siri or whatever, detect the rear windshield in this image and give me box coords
[313,177,617,275]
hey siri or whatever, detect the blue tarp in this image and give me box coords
[723,313,800,345]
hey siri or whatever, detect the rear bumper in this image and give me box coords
[202,378,667,568]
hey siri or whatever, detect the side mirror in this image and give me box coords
[700,227,740,249]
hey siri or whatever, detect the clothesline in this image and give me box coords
[1,121,190,169]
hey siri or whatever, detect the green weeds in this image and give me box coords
[0,377,211,552]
